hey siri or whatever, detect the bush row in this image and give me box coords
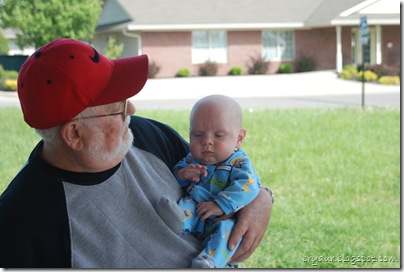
[148,54,318,78]
[0,65,18,92]
[4,61,397,90]
[340,64,400,85]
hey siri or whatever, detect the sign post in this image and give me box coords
[359,16,369,108]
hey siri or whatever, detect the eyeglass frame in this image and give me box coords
[74,100,128,122]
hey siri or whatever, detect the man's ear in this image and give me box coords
[60,121,84,151]
[236,128,247,148]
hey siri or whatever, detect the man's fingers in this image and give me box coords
[230,233,259,263]
[212,213,233,223]
[228,220,247,251]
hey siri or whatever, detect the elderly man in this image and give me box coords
[0,38,273,268]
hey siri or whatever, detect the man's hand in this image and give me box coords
[197,201,223,221]
[228,188,273,264]
[177,164,207,182]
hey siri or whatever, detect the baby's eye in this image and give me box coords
[215,134,225,138]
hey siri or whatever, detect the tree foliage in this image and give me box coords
[104,37,124,59]
[0,0,103,49]
[0,31,9,54]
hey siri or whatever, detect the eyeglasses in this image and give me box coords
[75,100,128,122]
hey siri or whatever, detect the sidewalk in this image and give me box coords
[0,70,400,109]
[134,70,400,109]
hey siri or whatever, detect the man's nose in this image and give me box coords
[127,100,136,115]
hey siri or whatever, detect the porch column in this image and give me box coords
[375,25,382,64]
[336,26,343,73]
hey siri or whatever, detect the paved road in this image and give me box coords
[127,92,400,110]
[1,70,400,110]
[133,70,400,109]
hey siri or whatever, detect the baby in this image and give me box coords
[157,95,261,268]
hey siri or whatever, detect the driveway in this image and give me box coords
[1,70,400,109]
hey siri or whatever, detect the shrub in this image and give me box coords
[340,65,358,80]
[1,69,18,80]
[0,65,5,78]
[247,55,269,75]
[357,70,378,82]
[296,55,317,72]
[4,79,17,92]
[229,66,243,75]
[378,76,400,85]
[278,63,293,73]
[148,61,160,78]
[199,61,218,76]
[0,69,19,92]
[176,68,191,77]
[365,64,400,77]
[343,64,357,71]
[340,69,358,80]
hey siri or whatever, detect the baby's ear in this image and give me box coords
[236,129,247,148]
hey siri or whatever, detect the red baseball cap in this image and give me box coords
[17,38,149,129]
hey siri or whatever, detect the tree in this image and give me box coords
[0,0,103,49]
[104,36,124,59]
[0,30,9,54]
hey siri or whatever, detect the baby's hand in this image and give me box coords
[177,164,207,182]
[197,201,224,221]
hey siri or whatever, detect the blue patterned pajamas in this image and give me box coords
[174,149,260,268]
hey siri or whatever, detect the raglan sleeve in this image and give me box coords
[0,164,71,268]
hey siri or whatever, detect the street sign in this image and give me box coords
[359,16,368,108]
[359,16,369,45]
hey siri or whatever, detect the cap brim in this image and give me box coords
[90,54,148,106]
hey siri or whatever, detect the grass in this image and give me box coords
[0,107,400,268]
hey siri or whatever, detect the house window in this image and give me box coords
[192,31,227,63]
[262,30,295,61]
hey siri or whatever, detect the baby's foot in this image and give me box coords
[191,255,215,268]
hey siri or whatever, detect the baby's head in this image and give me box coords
[189,95,246,164]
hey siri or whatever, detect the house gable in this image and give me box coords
[96,0,133,32]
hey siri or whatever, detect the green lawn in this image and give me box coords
[0,107,400,268]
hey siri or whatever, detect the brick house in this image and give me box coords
[5,0,400,77]
[92,0,400,78]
